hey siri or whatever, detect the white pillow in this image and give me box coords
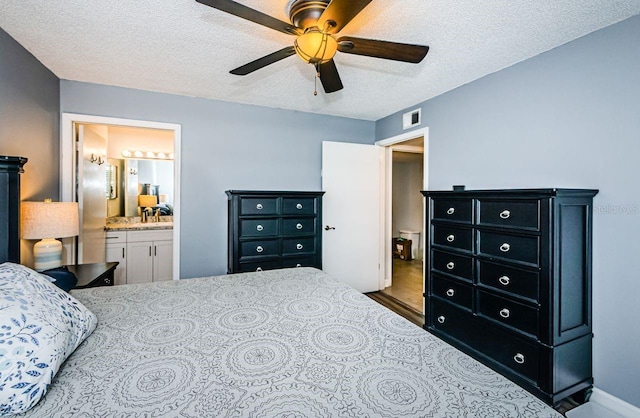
[0,262,97,415]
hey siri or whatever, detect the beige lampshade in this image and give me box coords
[159,194,168,204]
[138,194,157,208]
[21,201,79,239]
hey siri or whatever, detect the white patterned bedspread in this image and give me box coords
[20,268,561,417]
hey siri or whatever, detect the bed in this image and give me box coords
[5,265,561,417]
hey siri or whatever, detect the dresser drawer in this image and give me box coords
[430,299,540,383]
[431,250,473,281]
[240,197,278,215]
[432,274,472,309]
[477,260,539,302]
[432,198,473,223]
[432,224,473,252]
[282,218,315,236]
[239,239,280,259]
[478,231,539,266]
[239,219,278,237]
[238,260,282,272]
[478,199,540,231]
[282,237,315,255]
[477,290,539,337]
[283,256,318,268]
[282,197,316,215]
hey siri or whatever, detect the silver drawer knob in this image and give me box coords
[296,243,303,250]
[256,203,263,210]
[500,210,511,219]
[256,267,263,272]
[446,207,455,215]
[437,316,445,324]
[296,223,303,230]
[513,353,525,364]
[296,263,302,267]
[296,203,303,210]
[446,288,455,297]
[256,225,264,231]
[500,243,511,252]
[498,275,510,286]
[446,234,455,242]
[499,308,510,318]
[256,246,264,253]
[446,262,455,270]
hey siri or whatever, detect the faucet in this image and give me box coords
[154,209,160,223]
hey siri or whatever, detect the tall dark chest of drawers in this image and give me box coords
[227,191,324,273]
[1,156,27,264]
[422,188,598,405]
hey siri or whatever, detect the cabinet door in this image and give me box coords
[126,241,153,284]
[153,240,173,282]
[106,243,127,285]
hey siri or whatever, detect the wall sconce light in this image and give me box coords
[21,200,79,271]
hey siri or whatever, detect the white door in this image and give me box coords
[106,243,127,285]
[322,141,383,293]
[126,241,153,284]
[77,125,107,264]
[153,240,173,282]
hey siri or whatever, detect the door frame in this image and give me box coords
[375,127,429,297]
[60,113,182,280]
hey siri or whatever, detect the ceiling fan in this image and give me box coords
[195,0,430,94]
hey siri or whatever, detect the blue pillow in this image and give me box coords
[0,263,97,415]
[40,267,78,292]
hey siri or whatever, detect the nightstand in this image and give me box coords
[69,262,119,289]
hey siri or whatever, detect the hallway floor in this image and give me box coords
[381,258,424,313]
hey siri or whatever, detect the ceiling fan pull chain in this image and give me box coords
[314,63,319,96]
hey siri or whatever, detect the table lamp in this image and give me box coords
[21,200,79,271]
[138,194,157,209]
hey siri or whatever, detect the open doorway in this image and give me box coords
[374,127,429,316]
[60,113,181,280]
[381,138,424,312]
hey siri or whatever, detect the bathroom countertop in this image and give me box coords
[105,222,173,231]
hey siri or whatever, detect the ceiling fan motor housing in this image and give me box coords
[289,0,330,29]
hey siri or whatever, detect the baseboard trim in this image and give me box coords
[590,388,640,418]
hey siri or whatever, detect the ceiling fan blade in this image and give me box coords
[337,36,429,63]
[196,0,301,35]
[318,60,343,93]
[230,46,296,75]
[317,0,372,34]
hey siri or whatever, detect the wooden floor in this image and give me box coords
[366,291,424,327]
[380,258,424,312]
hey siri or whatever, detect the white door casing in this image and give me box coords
[376,127,429,308]
[322,141,383,293]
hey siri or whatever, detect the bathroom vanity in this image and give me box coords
[105,221,173,285]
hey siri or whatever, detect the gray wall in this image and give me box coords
[60,81,375,279]
[376,14,640,408]
[0,28,60,265]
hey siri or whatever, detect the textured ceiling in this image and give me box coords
[1,1,639,120]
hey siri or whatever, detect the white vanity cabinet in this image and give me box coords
[105,229,173,284]
[126,230,173,283]
[105,231,127,285]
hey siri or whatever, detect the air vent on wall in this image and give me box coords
[403,108,421,130]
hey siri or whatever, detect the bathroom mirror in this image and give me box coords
[121,159,174,216]
[105,164,117,199]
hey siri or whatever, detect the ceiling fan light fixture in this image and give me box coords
[294,29,337,64]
